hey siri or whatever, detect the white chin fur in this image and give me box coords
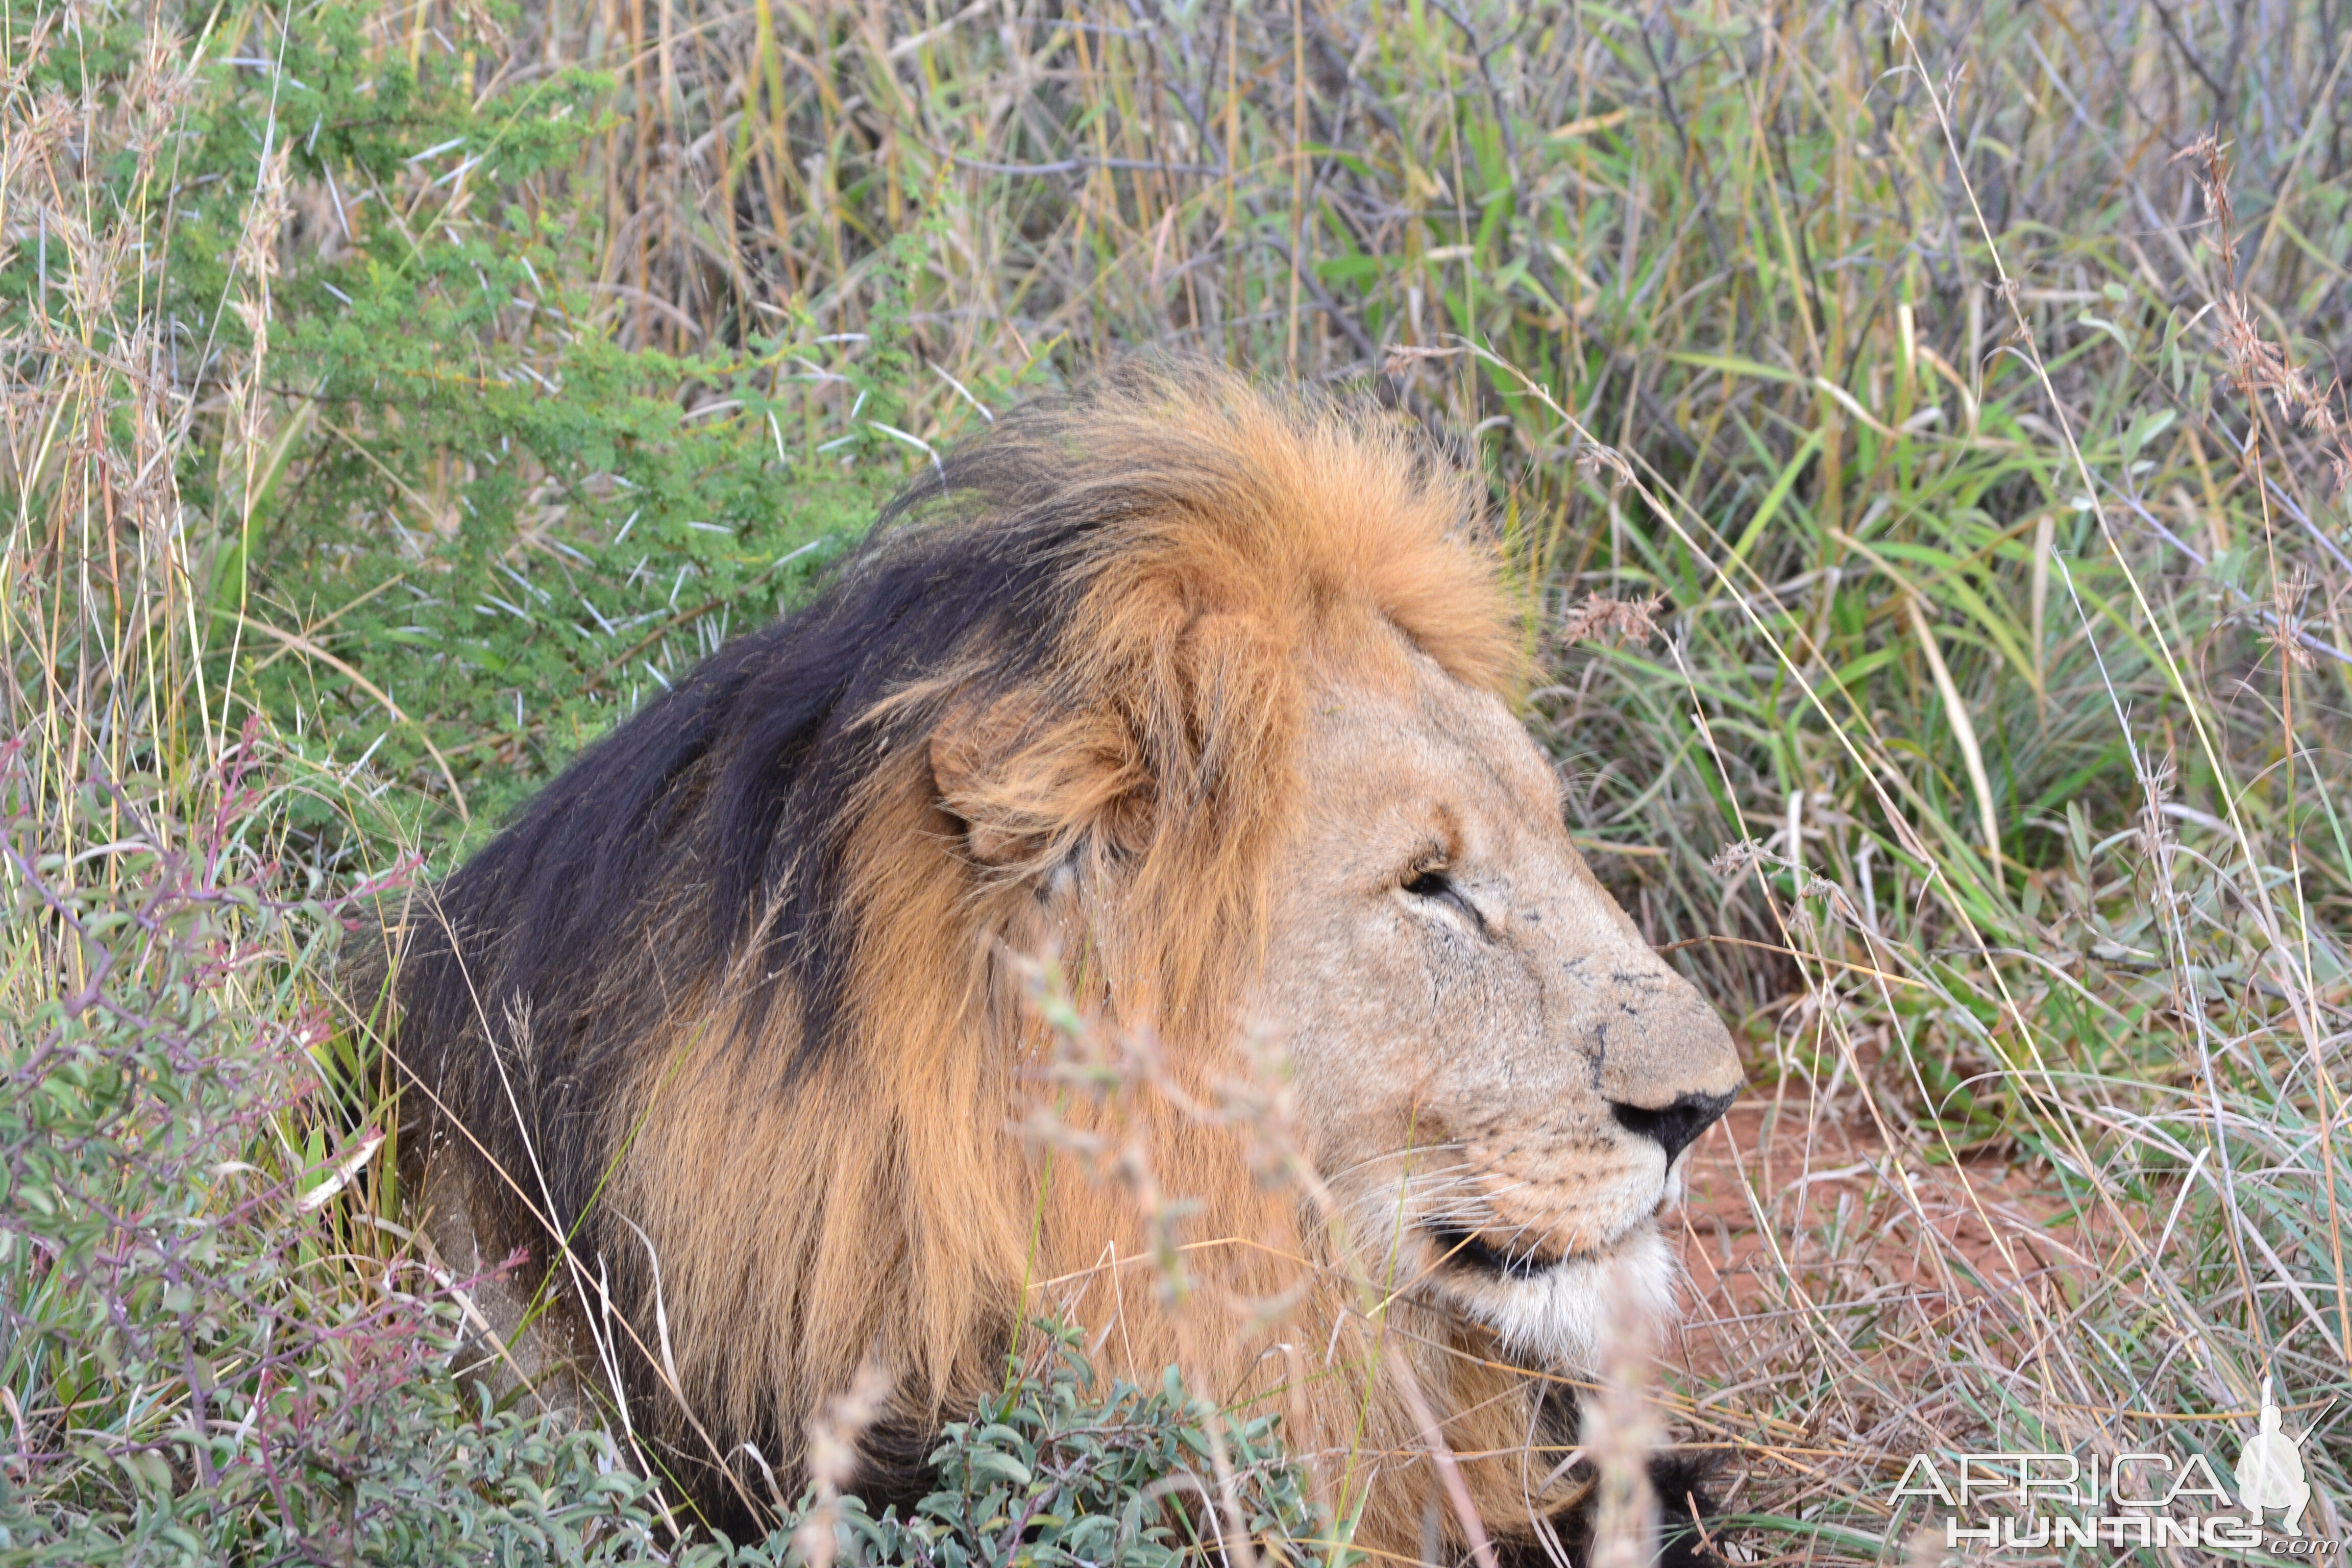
[1451,1225,1676,1371]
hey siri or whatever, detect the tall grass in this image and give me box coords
[5,0,2350,1559]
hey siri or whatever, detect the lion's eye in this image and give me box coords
[1402,869,1453,900]
[1401,865,1485,932]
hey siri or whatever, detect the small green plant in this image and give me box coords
[702,1327,1333,1568]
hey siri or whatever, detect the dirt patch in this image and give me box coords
[1674,1093,2082,1335]
[1656,1088,2107,1532]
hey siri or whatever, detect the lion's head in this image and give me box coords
[1259,648,1741,1372]
[376,364,1739,1555]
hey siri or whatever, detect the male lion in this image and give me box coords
[361,365,1742,1561]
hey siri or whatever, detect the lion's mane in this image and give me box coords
[369,364,1665,1546]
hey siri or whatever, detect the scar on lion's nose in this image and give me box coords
[1610,1090,1737,1163]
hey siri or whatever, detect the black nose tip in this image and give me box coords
[1611,1090,1737,1164]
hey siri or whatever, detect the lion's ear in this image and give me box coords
[929,695,1138,870]
[929,697,1030,866]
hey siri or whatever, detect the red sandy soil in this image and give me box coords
[1658,1088,2109,1530]
[1673,1092,2086,1341]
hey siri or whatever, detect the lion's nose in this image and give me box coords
[1610,1090,1736,1163]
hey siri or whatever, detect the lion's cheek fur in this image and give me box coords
[1026,1143,1584,1551]
[1446,1224,1678,1371]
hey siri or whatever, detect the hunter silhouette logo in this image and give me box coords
[2237,1377,2318,1535]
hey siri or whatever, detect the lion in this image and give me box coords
[358,364,1743,1562]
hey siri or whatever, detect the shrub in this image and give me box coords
[700,1329,1331,1568]
[0,738,673,1563]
